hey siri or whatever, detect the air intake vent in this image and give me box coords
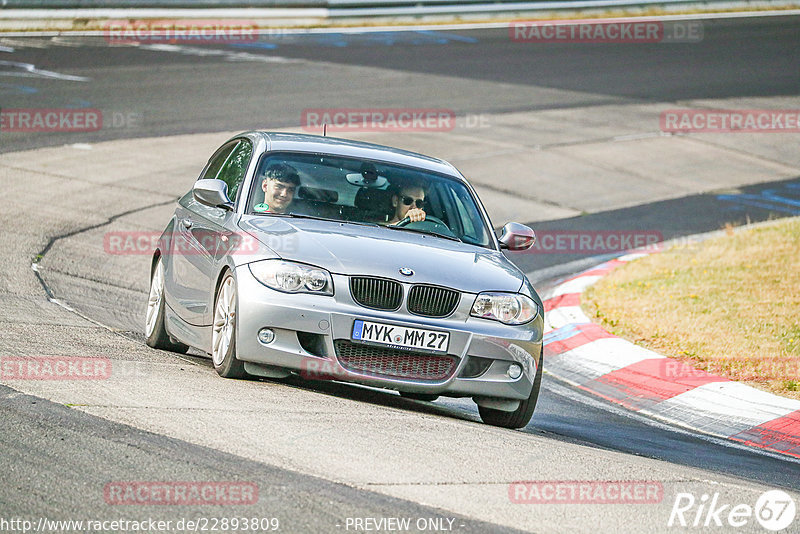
[350,277,402,310]
[408,285,460,318]
[458,356,493,379]
[334,340,457,381]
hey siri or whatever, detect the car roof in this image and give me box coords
[248,131,463,181]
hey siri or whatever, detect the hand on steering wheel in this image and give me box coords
[407,208,426,222]
[392,214,458,239]
[395,208,425,226]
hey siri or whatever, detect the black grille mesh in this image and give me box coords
[408,285,460,317]
[458,356,493,378]
[334,340,457,381]
[350,277,402,310]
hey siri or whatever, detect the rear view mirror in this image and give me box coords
[498,222,536,251]
[193,179,234,211]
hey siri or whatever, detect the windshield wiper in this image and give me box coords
[281,213,379,227]
[383,225,462,243]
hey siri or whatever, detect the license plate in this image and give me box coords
[351,320,449,353]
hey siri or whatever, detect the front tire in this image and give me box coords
[212,272,247,379]
[145,257,189,353]
[478,348,543,429]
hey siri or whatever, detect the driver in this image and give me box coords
[254,163,300,214]
[387,184,426,225]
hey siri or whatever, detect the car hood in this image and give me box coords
[238,216,525,294]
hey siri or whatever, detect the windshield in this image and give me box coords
[246,152,494,248]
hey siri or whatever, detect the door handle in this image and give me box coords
[181,218,193,229]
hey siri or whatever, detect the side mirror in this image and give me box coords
[193,179,234,211]
[498,222,536,251]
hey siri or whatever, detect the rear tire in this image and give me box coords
[145,258,189,353]
[478,348,543,429]
[212,272,248,379]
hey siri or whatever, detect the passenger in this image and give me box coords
[386,184,426,225]
[254,163,300,214]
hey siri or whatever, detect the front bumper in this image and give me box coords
[235,266,543,401]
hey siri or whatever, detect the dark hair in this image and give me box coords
[263,163,300,186]
[390,178,426,197]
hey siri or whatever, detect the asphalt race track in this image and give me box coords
[1,14,799,533]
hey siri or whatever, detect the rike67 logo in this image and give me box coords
[668,490,796,531]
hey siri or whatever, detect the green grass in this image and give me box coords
[583,218,800,400]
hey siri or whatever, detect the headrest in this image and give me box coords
[354,188,393,211]
[298,186,338,203]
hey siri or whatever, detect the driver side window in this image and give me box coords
[199,139,253,202]
[201,142,236,181]
[216,140,253,201]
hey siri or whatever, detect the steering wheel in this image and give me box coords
[394,215,458,239]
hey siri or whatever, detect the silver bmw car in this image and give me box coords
[146,131,544,428]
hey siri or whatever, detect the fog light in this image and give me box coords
[507,363,522,380]
[258,328,275,345]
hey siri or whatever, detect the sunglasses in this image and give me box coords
[401,196,425,208]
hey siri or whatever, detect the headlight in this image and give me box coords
[249,260,333,295]
[471,292,538,325]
